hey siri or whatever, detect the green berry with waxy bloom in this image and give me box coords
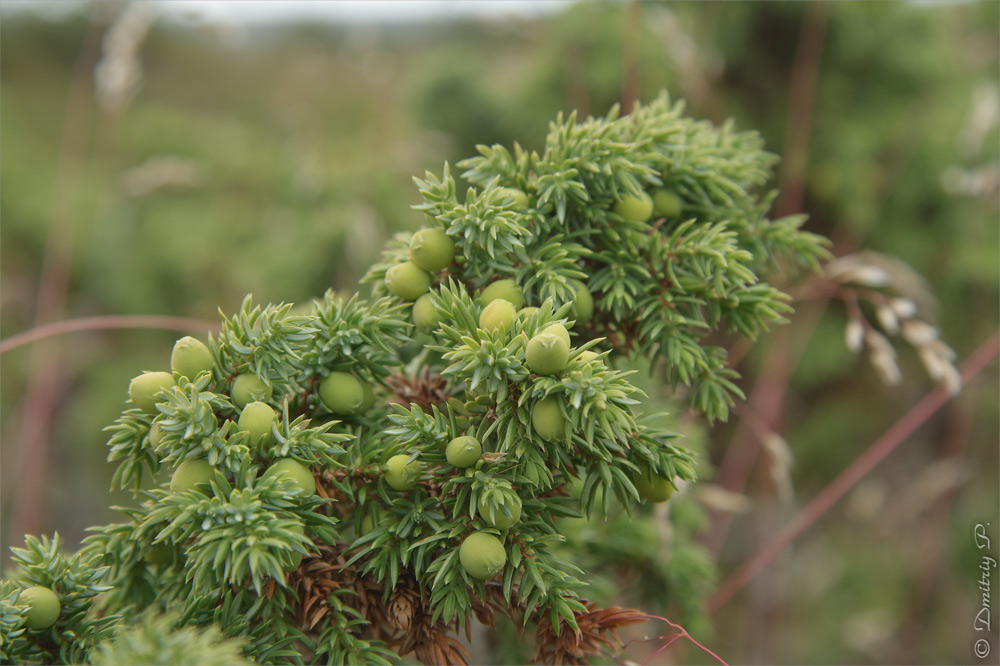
[409,228,455,272]
[359,513,375,536]
[518,306,539,320]
[267,458,316,497]
[412,293,440,332]
[286,550,303,573]
[542,323,571,347]
[635,467,676,503]
[148,420,164,449]
[170,336,214,379]
[129,371,176,414]
[459,532,507,579]
[319,372,365,415]
[532,397,567,442]
[479,299,517,332]
[613,190,654,222]
[238,401,276,447]
[445,435,482,468]
[652,189,683,218]
[578,350,600,363]
[479,279,524,309]
[478,494,522,530]
[359,381,376,412]
[282,522,308,572]
[526,332,570,375]
[491,186,529,209]
[384,454,422,491]
[144,543,175,566]
[231,374,272,409]
[569,280,594,324]
[385,261,432,301]
[170,459,214,495]
[20,586,60,630]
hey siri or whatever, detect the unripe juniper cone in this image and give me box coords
[144,543,174,566]
[148,420,164,449]
[230,374,272,409]
[445,435,482,468]
[359,381,376,412]
[385,261,432,301]
[318,372,365,415]
[170,458,214,494]
[532,396,567,442]
[412,293,440,332]
[526,332,570,375]
[409,228,455,272]
[282,523,308,572]
[479,298,516,332]
[479,279,524,309]
[635,466,676,503]
[19,586,60,630]
[285,549,303,573]
[652,188,683,218]
[384,454,421,491]
[129,371,175,414]
[478,494,522,530]
[170,336,214,379]
[491,186,529,209]
[613,191,654,222]
[459,532,507,580]
[267,459,316,497]
[570,280,594,323]
[237,401,276,447]
[542,323,571,347]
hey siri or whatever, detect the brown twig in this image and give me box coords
[708,329,1000,613]
[620,0,641,115]
[0,315,220,355]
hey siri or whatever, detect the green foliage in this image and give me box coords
[90,610,252,666]
[21,93,796,663]
[1,534,120,665]
[2,3,994,664]
[2,87,833,662]
[385,92,830,421]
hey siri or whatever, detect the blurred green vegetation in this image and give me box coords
[1,1,996,664]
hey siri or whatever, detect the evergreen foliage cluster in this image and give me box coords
[2,94,828,664]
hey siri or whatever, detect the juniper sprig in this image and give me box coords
[2,92,829,665]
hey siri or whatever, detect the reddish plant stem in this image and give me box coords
[636,614,729,666]
[892,398,975,664]
[708,329,1000,613]
[776,0,830,218]
[705,323,791,555]
[6,11,104,545]
[0,315,221,355]
[704,1,830,557]
[620,0,641,115]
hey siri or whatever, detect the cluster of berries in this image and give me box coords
[375,188,679,580]
[119,185,679,585]
[129,338,320,511]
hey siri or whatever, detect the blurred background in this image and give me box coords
[1,1,997,663]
